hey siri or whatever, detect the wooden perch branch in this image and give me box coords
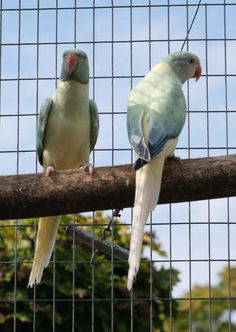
[65,225,129,261]
[1,154,236,220]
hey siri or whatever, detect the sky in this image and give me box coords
[0,0,236,298]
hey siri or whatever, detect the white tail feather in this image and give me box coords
[127,154,165,290]
[28,216,60,287]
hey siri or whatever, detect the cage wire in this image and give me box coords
[1,0,236,331]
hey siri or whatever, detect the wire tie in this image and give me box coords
[90,248,99,265]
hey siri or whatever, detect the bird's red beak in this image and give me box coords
[64,53,79,74]
[193,64,202,81]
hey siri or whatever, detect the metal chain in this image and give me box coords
[90,208,122,265]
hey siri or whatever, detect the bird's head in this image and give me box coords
[163,51,201,84]
[60,49,89,84]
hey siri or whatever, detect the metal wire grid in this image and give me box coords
[1,0,236,331]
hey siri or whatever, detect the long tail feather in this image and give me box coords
[28,216,60,287]
[127,154,165,290]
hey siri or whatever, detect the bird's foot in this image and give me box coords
[79,163,94,175]
[45,164,56,177]
[167,154,182,163]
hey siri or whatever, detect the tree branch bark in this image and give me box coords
[65,225,129,261]
[1,154,236,220]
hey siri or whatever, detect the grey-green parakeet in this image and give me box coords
[28,49,99,287]
[127,51,201,290]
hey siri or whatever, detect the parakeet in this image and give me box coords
[28,49,99,287]
[127,51,201,290]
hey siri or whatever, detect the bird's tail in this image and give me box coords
[127,154,165,290]
[28,216,60,287]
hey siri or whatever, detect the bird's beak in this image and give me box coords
[193,64,202,81]
[64,53,79,74]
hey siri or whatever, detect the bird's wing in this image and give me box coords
[89,99,99,152]
[36,97,53,166]
[127,100,185,170]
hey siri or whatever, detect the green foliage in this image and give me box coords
[172,266,236,332]
[0,213,179,331]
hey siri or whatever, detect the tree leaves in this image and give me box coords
[0,213,179,331]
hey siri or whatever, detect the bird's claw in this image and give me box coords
[167,155,182,163]
[45,165,56,177]
[79,163,94,175]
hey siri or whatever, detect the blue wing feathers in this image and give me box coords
[127,99,185,169]
[127,105,151,162]
[36,98,53,166]
[89,99,99,152]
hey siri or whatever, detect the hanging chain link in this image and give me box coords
[90,208,122,265]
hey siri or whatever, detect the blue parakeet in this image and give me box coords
[127,51,201,290]
[28,49,99,287]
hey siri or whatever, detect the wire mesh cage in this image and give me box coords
[1,0,236,331]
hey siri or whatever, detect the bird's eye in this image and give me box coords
[188,58,194,65]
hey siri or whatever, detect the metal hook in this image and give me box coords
[102,227,112,239]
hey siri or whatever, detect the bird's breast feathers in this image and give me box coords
[43,81,91,169]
